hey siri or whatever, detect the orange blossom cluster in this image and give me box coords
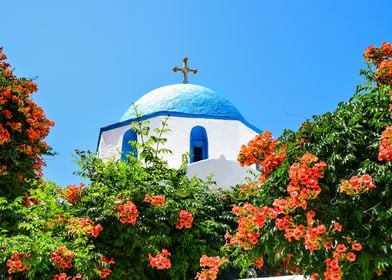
[51,247,74,269]
[364,42,392,166]
[339,174,376,196]
[67,217,103,238]
[148,249,171,270]
[364,42,392,66]
[303,211,332,252]
[226,202,275,249]
[59,183,85,205]
[364,42,392,86]
[273,153,327,214]
[98,256,115,279]
[117,200,139,225]
[6,252,30,275]
[237,131,287,183]
[254,257,264,269]
[378,126,392,161]
[323,242,361,280]
[195,255,228,280]
[176,209,194,229]
[322,242,362,280]
[144,193,165,206]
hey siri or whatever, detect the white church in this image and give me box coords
[96,59,307,279]
[96,58,261,189]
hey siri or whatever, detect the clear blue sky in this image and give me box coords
[2,0,391,186]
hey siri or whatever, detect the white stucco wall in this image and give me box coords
[98,115,258,168]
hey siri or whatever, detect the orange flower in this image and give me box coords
[346,252,356,262]
[254,258,264,269]
[6,253,30,274]
[381,42,392,56]
[199,255,227,268]
[176,210,194,229]
[98,267,112,279]
[375,60,392,85]
[98,256,115,279]
[310,273,320,280]
[60,183,84,205]
[340,174,376,195]
[101,256,115,265]
[144,194,165,206]
[53,273,67,280]
[53,273,82,280]
[378,126,392,161]
[51,247,73,269]
[237,131,286,183]
[196,255,228,280]
[117,200,138,225]
[0,124,11,145]
[148,249,171,270]
[2,109,12,118]
[335,244,346,253]
[351,242,362,251]
[333,222,342,232]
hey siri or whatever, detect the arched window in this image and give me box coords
[121,129,137,160]
[190,126,208,163]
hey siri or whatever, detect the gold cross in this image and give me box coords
[173,57,198,84]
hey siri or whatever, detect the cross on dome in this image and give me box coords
[172,57,198,84]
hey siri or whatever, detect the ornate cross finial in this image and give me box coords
[172,57,198,84]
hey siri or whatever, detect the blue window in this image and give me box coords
[190,126,208,163]
[121,129,138,160]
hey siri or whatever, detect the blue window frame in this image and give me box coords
[190,126,208,163]
[121,129,137,160]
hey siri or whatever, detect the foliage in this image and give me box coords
[224,42,392,279]
[2,42,392,280]
[1,107,234,279]
[0,48,54,200]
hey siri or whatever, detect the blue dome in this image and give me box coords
[120,84,243,121]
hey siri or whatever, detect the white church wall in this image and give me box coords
[148,115,258,167]
[97,125,129,160]
[98,115,258,167]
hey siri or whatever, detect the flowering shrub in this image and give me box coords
[0,48,53,199]
[1,43,391,279]
[223,42,392,279]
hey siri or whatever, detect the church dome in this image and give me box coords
[120,84,243,121]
